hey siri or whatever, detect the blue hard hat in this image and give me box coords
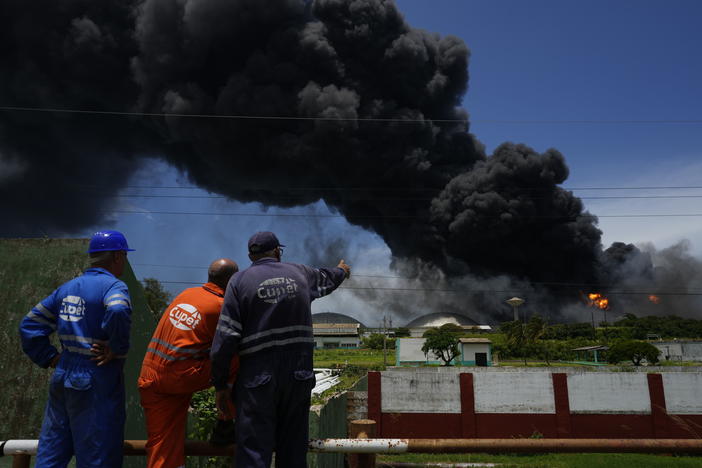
[87,230,135,253]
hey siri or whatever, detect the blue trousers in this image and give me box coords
[35,355,125,468]
[235,350,316,468]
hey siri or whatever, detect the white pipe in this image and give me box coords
[1,439,39,455]
[308,438,408,453]
[2,438,408,455]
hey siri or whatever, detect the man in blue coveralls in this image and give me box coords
[19,230,134,468]
[211,231,350,468]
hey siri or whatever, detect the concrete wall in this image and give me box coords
[396,338,430,365]
[474,372,554,413]
[653,341,702,361]
[568,373,650,414]
[662,373,702,414]
[382,371,461,413]
[367,367,702,439]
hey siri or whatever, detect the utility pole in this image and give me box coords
[382,315,388,367]
[603,308,608,343]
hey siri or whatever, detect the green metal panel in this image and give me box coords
[308,392,347,468]
[395,338,400,366]
[120,262,154,468]
[0,239,153,468]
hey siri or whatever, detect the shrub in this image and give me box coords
[607,340,661,366]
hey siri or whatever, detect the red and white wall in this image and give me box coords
[367,368,702,439]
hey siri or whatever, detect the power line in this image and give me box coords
[133,263,405,279]
[82,193,702,202]
[2,105,702,124]
[133,264,698,289]
[91,184,702,192]
[149,280,702,296]
[0,105,462,123]
[109,209,702,219]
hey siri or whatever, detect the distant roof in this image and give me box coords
[312,312,366,328]
[572,345,609,351]
[313,323,360,336]
[406,312,480,328]
[459,338,492,344]
[313,323,360,329]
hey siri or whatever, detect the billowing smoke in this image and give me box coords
[1,0,697,320]
[0,0,150,235]
[592,241,702,320]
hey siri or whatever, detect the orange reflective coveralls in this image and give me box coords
[138,282,238,468]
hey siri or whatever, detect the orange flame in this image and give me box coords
[649,295,661,304]
[588,293,610,310]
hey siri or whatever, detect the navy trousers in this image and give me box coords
[234,349,315,468]
[35,354,125,468]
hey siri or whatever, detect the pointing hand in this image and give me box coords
[337,259,351,279]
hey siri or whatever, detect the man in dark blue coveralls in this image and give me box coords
[211,231,350,468]
[19,230,134,468]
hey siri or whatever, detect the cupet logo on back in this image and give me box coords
[169,303,202,331]
[59,295,86,322]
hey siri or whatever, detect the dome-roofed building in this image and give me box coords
[405,312,491,337]
[406,312,479,328]
[312,312,366,328]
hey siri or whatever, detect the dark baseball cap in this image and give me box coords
[248,231,285,254]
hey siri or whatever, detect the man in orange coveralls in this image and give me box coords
[139,258,239,468]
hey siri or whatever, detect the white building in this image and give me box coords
[313,323,361,349]
[395,337,493,366]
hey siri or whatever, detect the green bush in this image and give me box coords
[607,340,661,366]
[362,333,395,350]
[188,389,230,468]
[614,314,702,339]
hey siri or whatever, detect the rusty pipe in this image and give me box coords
[309,438,702,454]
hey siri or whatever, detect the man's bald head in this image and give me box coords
[208,258,238,289]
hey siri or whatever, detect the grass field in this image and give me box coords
[0,238,90,441]
[378,453,702,467]
[314,347,389,368]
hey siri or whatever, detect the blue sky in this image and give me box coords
[98,0,701,323]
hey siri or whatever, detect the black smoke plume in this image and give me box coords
[6,0,693,320]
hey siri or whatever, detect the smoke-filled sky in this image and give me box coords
[1,0,701,325]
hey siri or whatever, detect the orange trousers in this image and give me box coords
[138,359,234,468]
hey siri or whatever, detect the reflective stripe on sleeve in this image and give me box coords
[106,299,130,308]
[218,314,242,332]
[239,336,315,356]
[216,324,241,338]
[318,270,329,296]
[106,293,128,302]
[146,347,196,361]
[149,338,207,355]
[35,303,55,319]
[26,311,57,330]
[241,325,312,344]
